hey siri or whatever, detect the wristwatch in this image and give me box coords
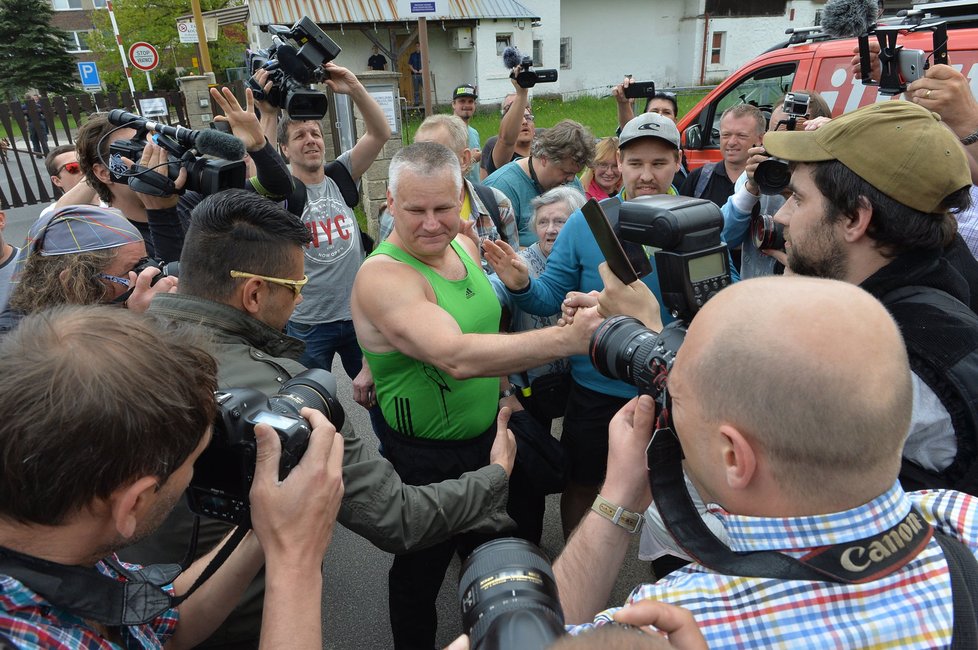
[499,386,517,399]
[591,494,643,533]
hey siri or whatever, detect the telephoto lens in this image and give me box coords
[458,538,565,650]
[753,157,792,195]
[268,368,345,433]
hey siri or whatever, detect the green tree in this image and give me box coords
[0,0,77,99]
[87,0,247,92]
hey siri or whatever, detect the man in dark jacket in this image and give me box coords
[765,100,978,495]
[121,189,515,649]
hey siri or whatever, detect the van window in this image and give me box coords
[707,63,796,146]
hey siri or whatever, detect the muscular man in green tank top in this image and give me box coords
[352,142,600,650]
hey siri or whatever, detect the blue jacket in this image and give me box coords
[509,191,674,398]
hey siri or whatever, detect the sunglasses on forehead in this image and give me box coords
[56,162,81,175]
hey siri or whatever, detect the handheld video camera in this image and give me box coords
[858,21,948,95]
[504,47,558,89]
[106,110,246,197]
[187,369,345,525]
[589,196,730,398]
[247,16,341,120]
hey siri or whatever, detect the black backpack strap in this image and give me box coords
[324,160,360,208]
[472,183,507,244]
[693,162,718,199]
[934,531,978,649]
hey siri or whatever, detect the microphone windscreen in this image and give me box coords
[822,0,878,38]
[502,46,522,69]
[195,129,246,161]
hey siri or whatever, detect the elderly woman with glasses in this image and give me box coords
[580,137,622,201]
[491,185,586,429]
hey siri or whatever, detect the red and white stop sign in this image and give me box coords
[128,42,159,72]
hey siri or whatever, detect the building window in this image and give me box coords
[710,31,725,65]
[93,0,106,7]
[559,36,571,69]
[66,30,90,52]
[52,0,82,10]
[532,39,542,66]
[495,33,512,56]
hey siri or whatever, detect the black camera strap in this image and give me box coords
[647,404,933,585]
[0,520,249,627]
[0,546,181,626]
[526,156,545,195]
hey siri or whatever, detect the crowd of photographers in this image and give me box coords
[4,20,978,650]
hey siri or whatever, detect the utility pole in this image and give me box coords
[190,0,212,74]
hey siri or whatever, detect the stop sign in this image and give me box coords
[128,42,159,72]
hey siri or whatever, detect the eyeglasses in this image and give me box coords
[594,162,618,172]
[57,162,81,175]
[96,272,131,288]
[230,269,309,298]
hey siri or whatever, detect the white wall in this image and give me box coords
[705,1,821,83]
[557,0,696,97]
[473,17,533,103]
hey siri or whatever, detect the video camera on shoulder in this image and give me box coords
[588,196,730,398]
[106,110,246,197]
[187,368,345,525]
[247,16,341,120]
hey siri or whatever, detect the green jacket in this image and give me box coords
[120,292,512,647]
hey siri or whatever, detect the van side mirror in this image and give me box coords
[683,124,702,150]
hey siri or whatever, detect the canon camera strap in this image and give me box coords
[647,398,933,584]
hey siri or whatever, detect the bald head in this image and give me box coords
[674,276,911,501]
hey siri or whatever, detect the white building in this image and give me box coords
[246,0,922,104]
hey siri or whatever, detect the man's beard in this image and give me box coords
[787,227,849,281]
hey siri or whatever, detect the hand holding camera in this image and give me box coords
[596,262,664,332]
[907,64,978,140]
[250,406,345,570]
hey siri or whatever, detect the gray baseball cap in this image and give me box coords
[619,112,680,150]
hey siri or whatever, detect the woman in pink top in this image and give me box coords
[581,136,622,201]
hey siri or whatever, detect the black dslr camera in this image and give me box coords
[590,196,730,397]
[187,369,345,524]
[752,91,809,196]
[247,16,341,120]
[106,110,246,197]
[132,256,179,286]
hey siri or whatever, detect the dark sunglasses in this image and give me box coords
[57,162,81,175]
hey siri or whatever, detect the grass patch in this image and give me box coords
[401,90,709,143]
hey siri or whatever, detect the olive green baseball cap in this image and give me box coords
[763,101,970,214]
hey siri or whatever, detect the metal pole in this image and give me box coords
[190,0,213,74]
[145,71,153,91]
[106,0,138,108]
[419,18,432,116]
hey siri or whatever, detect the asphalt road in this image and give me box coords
[2,197,655,650]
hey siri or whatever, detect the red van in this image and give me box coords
[677,1,978,169]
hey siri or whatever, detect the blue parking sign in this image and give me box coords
[77,62,100,88]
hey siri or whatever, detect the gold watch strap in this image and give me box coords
[591,494,643,534]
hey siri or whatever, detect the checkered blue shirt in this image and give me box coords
[570,484,978,649]
[0,555,179,649]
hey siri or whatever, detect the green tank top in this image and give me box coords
[363,240,501,440]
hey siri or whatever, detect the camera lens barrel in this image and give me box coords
[269,368,345,432]
[459,538,564,650]
[753,157,792,195]
[750,214,786,251]
[589,316,660,393]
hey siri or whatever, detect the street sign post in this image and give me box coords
[77,62,101,90]
[128,41,159,91]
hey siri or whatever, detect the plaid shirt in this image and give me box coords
[570,484,978,649]
[0,556,179,649]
